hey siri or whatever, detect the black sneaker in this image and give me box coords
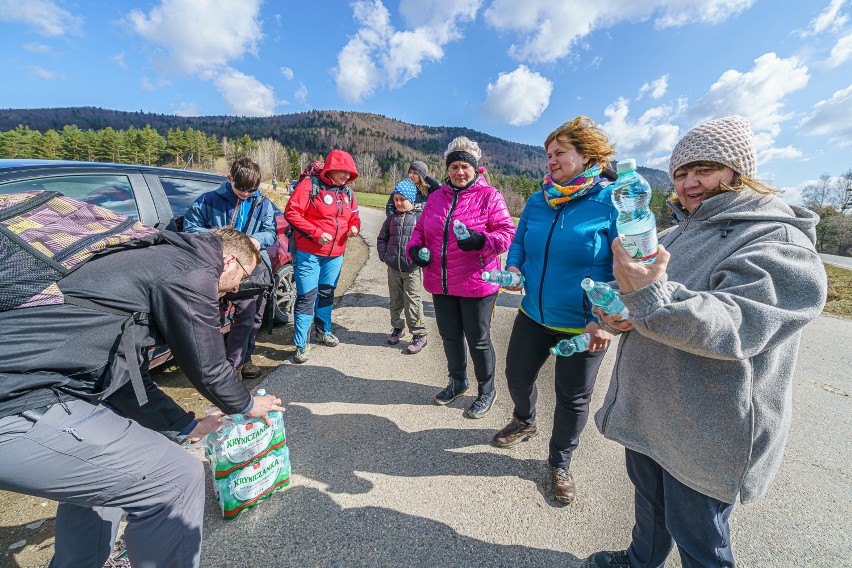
[240,357,262,380]
[493,417,538,447]
[434,378,469,405]
[387,328,405,345]
[586,550,632,568]
[465,390,496,419]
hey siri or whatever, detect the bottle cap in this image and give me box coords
[481,271,490,280]
[616,158,637,174]
[256,388,267,396]
[580,278,594,291]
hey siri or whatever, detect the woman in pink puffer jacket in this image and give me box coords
[408,136,516,419]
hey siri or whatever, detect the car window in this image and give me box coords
[0,175,138,218]
[159,177,222,218]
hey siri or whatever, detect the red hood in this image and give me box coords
[320,149,359,185]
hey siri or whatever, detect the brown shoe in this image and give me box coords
[241,361,262,380]
[493,418,538,447]
[549,465,576,504]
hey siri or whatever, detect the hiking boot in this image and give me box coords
[493,417,538,447]
[406,334,428,354]
[315,330,340,347]
[434,378,469,405]
[586,550,632,568]
[387,328,405,345]
[293,346,310,364]
[241,358,262,380]
[465,390,496,419]
[549,464,577,504]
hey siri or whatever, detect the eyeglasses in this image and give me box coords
[233,256,251,281]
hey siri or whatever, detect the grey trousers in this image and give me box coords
[387,266,427,335]
[0,399,204,568]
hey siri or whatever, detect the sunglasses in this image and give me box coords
[233,256,251,281]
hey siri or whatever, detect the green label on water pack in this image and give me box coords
[214,446,291,519]
[207,412,286,477]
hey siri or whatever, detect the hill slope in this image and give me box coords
[0,107,672,186]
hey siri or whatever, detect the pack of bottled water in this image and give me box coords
[203,389,291,519]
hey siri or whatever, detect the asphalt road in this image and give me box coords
[200,207,852,567]
[821,253,852,270]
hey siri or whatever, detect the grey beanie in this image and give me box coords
[408,160,428,179]
[669,115,756,180]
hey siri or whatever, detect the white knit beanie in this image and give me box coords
[669,115,756,180]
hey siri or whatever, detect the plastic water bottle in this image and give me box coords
[417,248,430,262]
[453,219,470,239]
[550,333,591,357]
[481,269,524,288]
[581,278,629,320]
[611,158,658,262]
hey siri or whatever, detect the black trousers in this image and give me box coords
[504,311,606,469]
[432,293,498,395]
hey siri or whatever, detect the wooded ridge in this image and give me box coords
[0,107,672,187]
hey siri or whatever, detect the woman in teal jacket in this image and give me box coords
[493,116,618,504]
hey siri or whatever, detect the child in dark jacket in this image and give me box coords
[377,179,428,354]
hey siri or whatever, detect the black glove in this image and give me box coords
[409,245,430,267]
[457,229,485,251]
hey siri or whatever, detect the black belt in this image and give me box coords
[21,405,51,423]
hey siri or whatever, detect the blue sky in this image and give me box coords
[1,0,851,203]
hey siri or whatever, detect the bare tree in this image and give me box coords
[353,152,381,191]
[387,163,402,184]
[802,174,833,209]
[250,138,290,182]
[299,152,310,173]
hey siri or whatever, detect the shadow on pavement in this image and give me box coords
[203,485,586,567]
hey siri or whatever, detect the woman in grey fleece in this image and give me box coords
[586,116,827,568]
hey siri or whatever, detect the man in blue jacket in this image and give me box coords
[184,157,277,379]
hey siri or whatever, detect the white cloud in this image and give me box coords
[213,68,277,117]
[828,32,852,67]
[294,83,308,105]
[638,74,669,100]
[600,97,680,164]
[174,102,199,117]
[126,0,278,116]
[802,0,848,36]
[799,84,852,147]
[280,67,294,80]
[483,65,553,126]
[23,42,51,53]
[127,0,262,74]
[686,53,809,164]
[30,65,62,80]
[483,0,753,64]
[111,53,127,69]
[334,0,480,103]
[0,0,82,36]
[140,76,171,91]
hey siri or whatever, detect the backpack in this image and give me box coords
[0,190,161,405]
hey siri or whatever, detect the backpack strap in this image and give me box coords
[62,296,150,406]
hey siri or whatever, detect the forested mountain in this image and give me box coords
[0,107,672,187]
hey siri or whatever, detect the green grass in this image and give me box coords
[354,191,390,210]
[824,263,852,319]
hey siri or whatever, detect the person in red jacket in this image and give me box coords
[284,149,360,363]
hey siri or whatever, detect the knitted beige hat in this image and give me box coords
[669,115,756,180]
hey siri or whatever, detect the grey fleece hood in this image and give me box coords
[670,188,819,245]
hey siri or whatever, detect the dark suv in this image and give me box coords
[0,159,295,366]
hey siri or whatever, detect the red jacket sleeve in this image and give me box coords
[348,192,361,232]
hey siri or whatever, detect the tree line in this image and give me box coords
[2,122,847,255]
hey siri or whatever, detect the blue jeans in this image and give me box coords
[626,449,736,568]
[293,249,344,348]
